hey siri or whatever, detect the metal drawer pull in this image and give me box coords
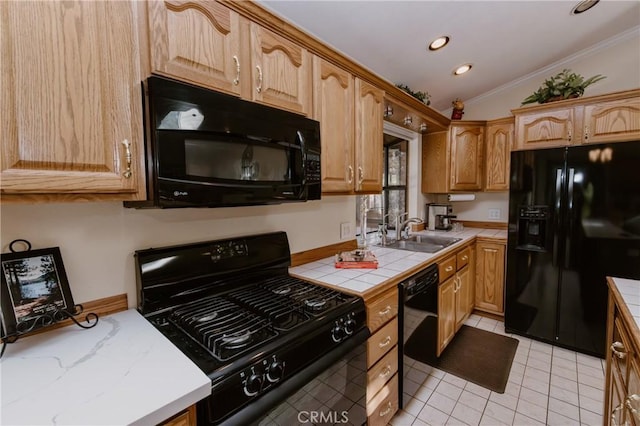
[378,336,391,348]
[378,306,392,316]
[379,401,392,417]
[256,65,263,93]
[121,139,132,179]
[232,55,240,85]
[445,266,454,272]
[611,341,627,359]
[379,365,392,378]
[461,255,468,261]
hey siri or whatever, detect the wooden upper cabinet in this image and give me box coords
[250,23,312,116]
[1,1,144,198]
[485,118,514,191]
[354,78,384,193]
[513,90,640,150]
[515,107,576,150]
[313,57,355,193]
[422,131,450,194]
[147,0,243,96]
[449,124,484,191]
[583,97,640,144]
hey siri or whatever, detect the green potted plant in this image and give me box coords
[396,83,431,105]
[521,69,606,105]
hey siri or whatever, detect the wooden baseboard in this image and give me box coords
[291,240,358,266]
[3,294,128,341]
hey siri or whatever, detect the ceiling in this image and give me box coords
[257,1,640,111]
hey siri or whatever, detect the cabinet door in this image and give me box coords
[313,57,355,193]
[1,1,143,197]
[515,108,576,150]
[147,1,243,96]
[250,23,312,116]
[437,277,456,357]
[485,121,513,191]
[583,97,640,144]
[354,78,384,193]
[455,266,471,332]
[449,125,484,191]
[421,132,449,193]
[475,241,506,314]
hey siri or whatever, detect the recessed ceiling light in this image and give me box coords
[428,36,450,51]
[453,64,472,76]
[571,0,600,14]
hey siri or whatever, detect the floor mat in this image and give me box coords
[404,316,518,393]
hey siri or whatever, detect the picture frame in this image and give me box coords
[0,246,75,339]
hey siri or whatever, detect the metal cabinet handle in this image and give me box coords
[378,305,392,316]
[121,139,132,179]
[612,402,623,426]
[461,255,468,261]
[232,55,240,85]
[584,125,590,141]
[445,266,454,272]
[379,401,392,417]
[611,341,627,359]
[567,123,572,142]
[348,165,354,184]
[256,65,263,93]
[379,365,392,378]
[358,166,364,185]
[378,336,391,348]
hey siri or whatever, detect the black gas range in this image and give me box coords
[135,232,370,425]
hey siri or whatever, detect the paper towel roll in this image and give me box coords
[448,193,476,202]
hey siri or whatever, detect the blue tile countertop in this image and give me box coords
[290,228,506,299]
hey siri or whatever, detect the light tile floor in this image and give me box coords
[391,314,605,426]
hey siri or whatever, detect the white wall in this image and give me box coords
[0,197,355,307]
[455,28,640,120]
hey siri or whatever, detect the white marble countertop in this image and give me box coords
[290,228,507,296]
[0,309,211,426]
[612,277,640,329]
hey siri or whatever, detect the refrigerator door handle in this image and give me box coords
[565,168,575,268]
[553,168,563,266]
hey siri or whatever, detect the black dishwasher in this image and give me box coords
[397,263,439,408]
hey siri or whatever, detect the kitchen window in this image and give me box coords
[356,136,408,243]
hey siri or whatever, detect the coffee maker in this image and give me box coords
[426,203,455,231]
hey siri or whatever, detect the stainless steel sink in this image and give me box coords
[381,235,462,253]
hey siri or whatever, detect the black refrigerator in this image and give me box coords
[505,141,640,358]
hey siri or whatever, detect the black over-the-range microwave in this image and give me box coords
[124,76,321,208]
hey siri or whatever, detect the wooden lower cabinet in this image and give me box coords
[475,240,506,315]
[437,244,474,356]
[605,279,640,426]
[365,287,399,424]
[159,405,196,426]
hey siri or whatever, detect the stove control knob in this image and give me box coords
[344,317,357,335]
[266,359,285,383]
[331,322,345,342]
[243,368,264,397]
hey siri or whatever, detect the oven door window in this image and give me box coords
[156,132,303,184]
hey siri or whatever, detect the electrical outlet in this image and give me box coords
[488,208,501,220]
[340,222,351,240]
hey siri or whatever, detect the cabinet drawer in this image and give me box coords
[366,346,398,402]
[366,289,398,333]
[367,318,398,368]
[160,405,196,426]
[456,246,471,270]
[367,373,398,426]
[438,255,457,282]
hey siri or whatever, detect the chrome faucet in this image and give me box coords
[396,213,424,241]
[378,213,396,245]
